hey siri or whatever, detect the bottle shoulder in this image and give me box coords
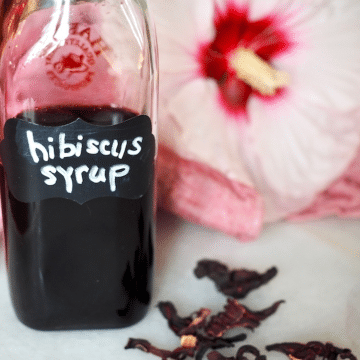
[0,1,157,128]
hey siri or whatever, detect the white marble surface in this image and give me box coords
[0,211,359,359]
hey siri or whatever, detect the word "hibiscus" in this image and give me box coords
[26,130,143,193]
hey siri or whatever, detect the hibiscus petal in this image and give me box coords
[248,0,328,23]
[162,77,254,187]
[151,0,217,104]
[241,92,360,221]
[290,147,360,221]
[157,77,263,239]
[273,0,360,111]
[150,0,215,56]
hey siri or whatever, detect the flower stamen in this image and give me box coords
[229,48,290,96]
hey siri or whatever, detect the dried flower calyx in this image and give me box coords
[266,341,358,360]
[158,299,283,339]
[125,338,195,360]
[126,298,284,360]
[205,298,284,337]
[125,299,253,360]
[158,301,249,358]
[158,302,211,336]
[125,258,357,360]
[207,345,267,360]
[124,339,358,360]
[125,334,247,360]
[194,260,278,299]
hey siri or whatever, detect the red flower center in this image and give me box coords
[197,2,292,119]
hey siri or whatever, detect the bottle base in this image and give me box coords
[13,300,150,331]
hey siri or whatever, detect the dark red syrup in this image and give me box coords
[0,106,155,330]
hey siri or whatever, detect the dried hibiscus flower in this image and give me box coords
[125,334,247,360]
[206,298,284,337]
[192,334,248,360]
[158,299,284,339]
[125,338,195,360]
[158,302,211,336]
[158,301,249,356]
[207,351,235,360]
[126,301,249,360]
[194,260,278,299]
[125,258,285,360]
[125,259,357,360]
[266,341,357,360]
[207,345,267,360]
[157,301,194,336]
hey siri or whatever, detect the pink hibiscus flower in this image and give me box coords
[152,0,360,226]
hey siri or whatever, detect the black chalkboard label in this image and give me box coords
[0,115,155,204]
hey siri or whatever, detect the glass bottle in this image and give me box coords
[0,0,158,330]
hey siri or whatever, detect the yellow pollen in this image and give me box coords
[229,47,290,96]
